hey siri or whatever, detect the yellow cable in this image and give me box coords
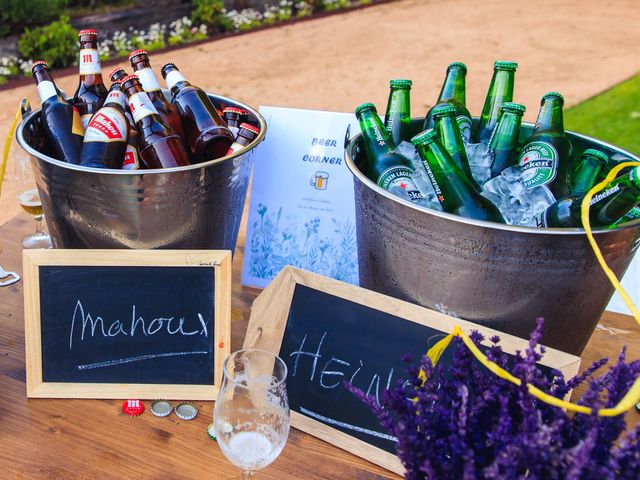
[0,102,24,200]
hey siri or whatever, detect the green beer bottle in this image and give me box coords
[518,92,574,198]
[473,61,518,144]
[423,62,472,142]
[570,149,608,196]
[355,103,423,201]
[384,79,412,145]
[411,129,505,223]
[487,102,526,178]
[432,104,479,191]
[543,165,640,228]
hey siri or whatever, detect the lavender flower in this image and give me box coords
[348,319,640,479]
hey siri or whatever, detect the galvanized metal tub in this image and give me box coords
[16,93,266,251]
[345,119,640,355]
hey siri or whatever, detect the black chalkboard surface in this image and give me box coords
[244,266,581,475]
[23,250,231,400]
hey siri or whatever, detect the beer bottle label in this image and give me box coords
[136,67,162,92]
[36,80,57,102]
[79,48,101,75]
[128,92,159,123]
[84,108,127,143]
[123,144,141,170]
[106,89,127,109]
[456,115,472,142]
[72,106,86,136]
[227,141,243,156]
[377,166,425,201]
[165,70,187,90]
[518,141,558,189]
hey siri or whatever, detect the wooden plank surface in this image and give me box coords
[1,213,639,479]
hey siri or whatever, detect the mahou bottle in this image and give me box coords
[73,29,108,128]
[32,60,84,164]
[227,123,260,155]
[121,74,189,168]
[107,68,142,169]
[160,62,234,161]
[128,50,185,137]
[80,83,129,169]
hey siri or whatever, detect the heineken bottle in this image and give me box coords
[411,129,504,223]
[355,103,423,202]
[423,62,472,142]
[543,165,640,228]
[487,102,526,178]
[518,92,573,198]
[570,149,608,196]
[384,79,412,145]
[473,61,518,144]
[431,104,479,191]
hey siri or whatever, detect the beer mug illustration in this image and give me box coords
[310,171,329,190]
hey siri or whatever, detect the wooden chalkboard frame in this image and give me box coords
[244,266,582,475]
[23,249,231,400]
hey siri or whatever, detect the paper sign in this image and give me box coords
[606,251,640,314]
[242,106,360,288]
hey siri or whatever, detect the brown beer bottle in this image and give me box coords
[227,123,260,155]
[128,50,185,138]
[32,61,84,164]
[109,67,127,83]
[107,69,142,168]
[121,74,189,169]
[80,83,129,169]
[73,29,108,129]
[222,107,247,137]
[160,63,234,161]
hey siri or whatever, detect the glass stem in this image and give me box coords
[34,214,44,234]
[241,471,251,480]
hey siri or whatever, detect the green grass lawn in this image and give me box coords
[565,73,640,155]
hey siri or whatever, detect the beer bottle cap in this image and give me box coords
[78,29,98,37]
[109,67,126,82]
[494,61,518,71]
[541,91,564,105]
[447,61,467,72]
[354,102,377,116]
[31,60,49,72]
[121,74,139,85]
[389,79,412,89]
[223,107,244,115]
[150,400,173,417]
[239,122,260,135]
[501,102,526,114]
[431,104,456,118]
[207,423,217,441]
[160,63,179,77]
[129,49,149,61]
[121,399,144,416]
[174,402,198,420]
[582,149,609,164]
[411,129,439,147]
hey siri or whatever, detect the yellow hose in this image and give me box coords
[0,102,25,200]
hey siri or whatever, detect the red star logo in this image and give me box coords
[378,141,385,146]
[438,195,445,202]
[399,182,407,190]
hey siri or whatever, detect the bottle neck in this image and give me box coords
[488,110,522,151]
[357,109,396,157]
[534,97,564,133]
[482,69,515,118]
[132,57,162,92]
[415,140,466,211]
[434,114,464,153]
[123,83,159,124]
[34,69,59,103]
[164,68,190,92]
[78,40,103,81]
[570,155,604,196]
[385,88,411,140]
[103,85,127,112]
[438,66,466,104]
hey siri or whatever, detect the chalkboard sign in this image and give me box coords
[244,267,581,475]
[23,250,231,400]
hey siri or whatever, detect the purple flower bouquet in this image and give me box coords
[348,319,640,479]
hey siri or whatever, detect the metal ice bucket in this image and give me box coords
[16,93,265,251]
[345,119,640,355]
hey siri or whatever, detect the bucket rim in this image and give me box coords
[345,121,640,236]
[15,92,267,175]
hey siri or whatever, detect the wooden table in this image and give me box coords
[1,213,638,479]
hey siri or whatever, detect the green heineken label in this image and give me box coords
[519,141,558,188]
[456,115,472,142]
[377,166,424,201]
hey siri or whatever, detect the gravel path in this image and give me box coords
[1,0,639,225]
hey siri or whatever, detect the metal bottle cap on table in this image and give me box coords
[150,400,173,418]
[122,399,144,416]
[175,402,198,420]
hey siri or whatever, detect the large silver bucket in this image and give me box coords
[16,93,265,251]
[345,119,640,355]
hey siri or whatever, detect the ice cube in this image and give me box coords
[465,142,493,187]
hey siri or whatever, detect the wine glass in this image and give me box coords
[214,349,290,479]
[13,148,52,249]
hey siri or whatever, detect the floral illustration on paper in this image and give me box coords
[248,203,358,284]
